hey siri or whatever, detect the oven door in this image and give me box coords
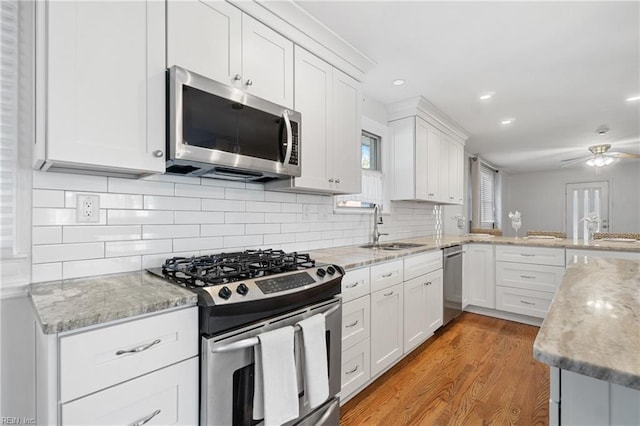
[201,297,341,426]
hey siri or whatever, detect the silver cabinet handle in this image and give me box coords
[345,320,359,328]
[130,409,161,426]
[335,178,341,183]
[328,178,334,183]
[520,275,536,279]
[449,196,454,199]
[245,79,253,86]
[428,193,435,196]
[116,339,161,356]
[424,281,432,286]
[520,300,536,306]
[233,74,242,81]
[384,291,394,296]
[381,272,393,278]
[520,253,535,257]
[152,150,163,158]
[345,365,359,375]
[345,281,360,289]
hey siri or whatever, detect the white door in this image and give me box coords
[566,181,609,240]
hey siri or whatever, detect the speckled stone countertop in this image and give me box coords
[533,258,640,390]
[30,271,197,335]
[309,235,640,270]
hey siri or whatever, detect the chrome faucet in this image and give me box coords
[372,204,388,245]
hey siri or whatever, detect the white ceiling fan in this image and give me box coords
[561,143,640,167]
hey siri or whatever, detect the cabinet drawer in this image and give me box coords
[342,296,370,350]
[60,307,198,402]
[404,250,442,281]
[495,286,553,318]
[342,267,370,302]
[62,357,198,425]
[495,245,565,266]
[341,338,370,401]
[496,262,565,293]
[370,260,403,292]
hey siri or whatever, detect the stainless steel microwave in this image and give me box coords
[167,66,301,181]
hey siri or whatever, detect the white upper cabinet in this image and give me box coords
[167,1,294,109]
[267,46,362,194]
[36,1,166,175]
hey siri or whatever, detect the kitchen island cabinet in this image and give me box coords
[34,0,166,176]
[534,257,640,425]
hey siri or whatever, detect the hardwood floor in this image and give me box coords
[340,313,549,425]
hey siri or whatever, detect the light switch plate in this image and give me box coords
[76,194,100,223]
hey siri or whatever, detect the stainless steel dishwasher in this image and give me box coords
[443,245,463,326]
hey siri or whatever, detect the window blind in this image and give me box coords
[479,162,496,228]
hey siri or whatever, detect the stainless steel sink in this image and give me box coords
[359,242,425,251]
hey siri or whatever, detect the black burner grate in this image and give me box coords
[161,249,315,287]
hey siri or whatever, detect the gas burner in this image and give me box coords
[161,249,316,288]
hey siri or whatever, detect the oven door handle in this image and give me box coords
[211,303,340,354]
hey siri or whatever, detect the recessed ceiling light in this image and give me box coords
[392,79,405,86]
[626,95,640,102]
[479,92,495,101]
[500,118,515,125]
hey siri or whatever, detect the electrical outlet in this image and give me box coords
[76,194,100,223]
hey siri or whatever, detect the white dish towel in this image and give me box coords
[297,314,329,409]
[253,326,299,426]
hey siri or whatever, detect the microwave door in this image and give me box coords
[281,110,293,165]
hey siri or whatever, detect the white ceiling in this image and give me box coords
[295,1,640,173]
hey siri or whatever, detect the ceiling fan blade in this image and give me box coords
[560,158,588,167]
[561,155,591,163]
[608,151,640,159]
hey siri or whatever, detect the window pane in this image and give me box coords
[479,163,495,227]
[361,131,380,171]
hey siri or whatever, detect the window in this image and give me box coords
[335,118,387,210]
[471,158,500,230]
[479,163,496,228]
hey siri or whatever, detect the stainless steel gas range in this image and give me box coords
[148,249,343,426]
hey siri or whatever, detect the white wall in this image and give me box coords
[361,94,388,124]
[504,161,640,235]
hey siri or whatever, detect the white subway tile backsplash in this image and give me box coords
[33,171,108,192]
[33,242,104,264]
[63,256,141,280]
[32,263,62,283]
[264,213,297,223]
[281,203,303,213]
[321,230,343,240]
[142,251,199,269]
[226,188,264,201]
[223,235,263,248]
[175,183,225,199]
[173,237,223,252]
[143,174,199,185]
[33,190,65,208]
[246,201,281,213]
[63,226,142,243]
[202,199,245,212]
[33,208,107,226]
[144,195,201,211]
[224,212,264,224]
[201,178,245,189]
[245,224,280,235]
[33,227,62,245]
[296,231,322,242]
[245,183,265,191]
[175,211,225,224]
[108,210,174,225]
[263,233,296,245]
[297,194,329,204]
[142,225,199,239]
[105,239,173,258]
[265,191,297,203]
[65,192,143,209]
[201,224,245,237]
[108,177,174,196]
[285,223,310,233]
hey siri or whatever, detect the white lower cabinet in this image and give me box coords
[61,357,198,425]
[495,286,553,318]
[342,295,370,352]
[465,244,495,309]
[425,269,444,335]
[340,338,371,400]
[403,268,443,354]
[371,283,404,377]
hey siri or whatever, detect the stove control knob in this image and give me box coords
[236,283,249,296]
[316,268,326,278]
[218,286,232,300]
[326,266,336,275]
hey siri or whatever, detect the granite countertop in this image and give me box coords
[30,271,197,335]
[309,235,640,270]
[533,258,640,390]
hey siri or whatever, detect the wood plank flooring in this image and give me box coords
[340,313,549,425]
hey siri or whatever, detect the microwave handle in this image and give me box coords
[282,110,293,165]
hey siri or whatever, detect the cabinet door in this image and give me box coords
[331,69,362,194]
[291,46,332,191]
[425,269,444,335]
[167,0,242,87]
[342,296,370,350]
[438,134,450,202]
[403,276,428,353]
[448,140,464,204]
[241,14,294,108]
[371,283,403,376]
[46,1,165,173]
[341,338,370,401]
[465,244,495,309]
[62,357,198,426]
[426,125,441,201]
[414,118,429,200]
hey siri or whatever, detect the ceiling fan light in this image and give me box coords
[603,157,614,166]
[586,158,596,167]
[586,155,613,167]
